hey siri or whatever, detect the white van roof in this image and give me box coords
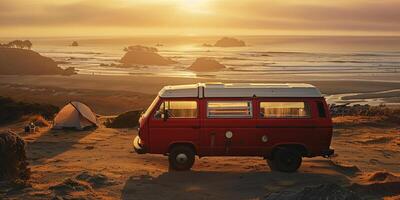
[159,83,322,98]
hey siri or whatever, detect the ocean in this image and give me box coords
[25,35,399,80]
[4,35,400,105]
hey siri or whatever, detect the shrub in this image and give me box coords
[104,110,143,128]
[0,96,59,124]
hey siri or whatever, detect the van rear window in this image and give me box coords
[316,101,327,118]
[207,101,252,118]
[260,102,310,118]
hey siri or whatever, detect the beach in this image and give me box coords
[1,74,400,115]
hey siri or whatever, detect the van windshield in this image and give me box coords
[143,96,159,118]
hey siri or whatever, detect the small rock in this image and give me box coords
[76,171,117,188]
[49,178,92,194]
[368,171,400,182]
[85,146,94,150]
[329,160,361,175]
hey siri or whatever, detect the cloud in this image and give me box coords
[0,0,399,35]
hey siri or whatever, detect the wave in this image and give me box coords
[41,51,103,55]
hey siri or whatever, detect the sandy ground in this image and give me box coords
[0,116,399,200]
[0,74,400,199]
[1,74,400,115]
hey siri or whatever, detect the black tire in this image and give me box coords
[168,145,195,171]
[267,147,302,172]
[266,159,277,171]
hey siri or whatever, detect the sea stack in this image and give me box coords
[214,37,245,47]
[120,45,176,66]
[71,41,79,47]
[188,57,226,72]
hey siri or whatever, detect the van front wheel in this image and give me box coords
[168,145,195,171]
[267,147,302,172]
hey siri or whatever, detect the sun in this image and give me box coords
[180,0,209,13]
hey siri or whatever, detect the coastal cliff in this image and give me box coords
[0,48,75,75]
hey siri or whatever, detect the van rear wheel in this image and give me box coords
[267,147,302,172]
[168,145,195,171]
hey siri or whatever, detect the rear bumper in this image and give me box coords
[133,136,147,154]
[321,149,334,157]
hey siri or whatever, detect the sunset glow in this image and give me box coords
[0,0,399,37]
[180,0,210,13]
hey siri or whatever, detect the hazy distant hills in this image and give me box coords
[0,48,75,75]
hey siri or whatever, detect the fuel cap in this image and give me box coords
[225,131,233,139]
[261,135,268,142]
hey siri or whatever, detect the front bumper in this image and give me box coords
[133,136,147,154]
[321,149,335,158]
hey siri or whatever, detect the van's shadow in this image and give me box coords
[26,127,96,164]
[121,169,351,200]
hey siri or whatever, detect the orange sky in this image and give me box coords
[1,0,399,37]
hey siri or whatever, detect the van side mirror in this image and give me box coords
[163,110,169,121]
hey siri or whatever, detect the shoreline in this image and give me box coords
[2,74,400,93]
[1,74,400,115]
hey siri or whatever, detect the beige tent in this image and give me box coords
[53,101,97,130]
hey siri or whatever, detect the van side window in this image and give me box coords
[207,101,252,118]
[260,102,310,118]
[316,101,327,118]
[154,101,197,119]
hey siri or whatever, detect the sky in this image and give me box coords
[0,0,399,37]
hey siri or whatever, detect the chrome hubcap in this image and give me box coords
[176,153,188,164]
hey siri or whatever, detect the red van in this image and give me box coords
[133,83,334,172]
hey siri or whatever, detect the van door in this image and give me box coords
[148,99,200,154]
[199,99,258,156]
[256,99,316,156]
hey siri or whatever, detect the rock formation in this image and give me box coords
[0,40,32,49]
[188,57,226,72]
[214,37,245,47]
[71,41,79,47]
[202,43,213,47]
[0,48,75,75]
[120,45,176,66]
[0,131,30,181]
